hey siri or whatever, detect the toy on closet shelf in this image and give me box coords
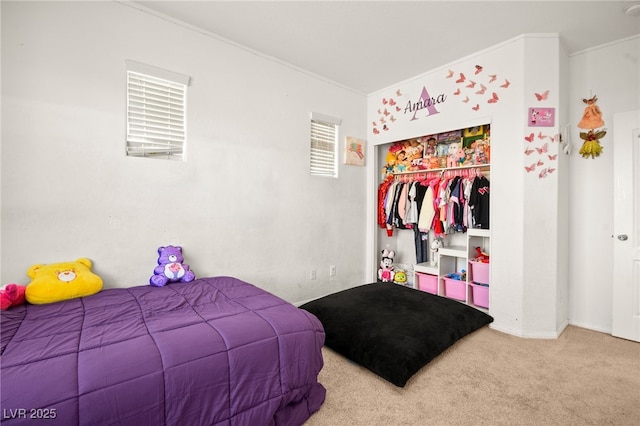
[473,247,490,263]
[378,248,395,283]
[430,237,444,266]
[446,142,465,168]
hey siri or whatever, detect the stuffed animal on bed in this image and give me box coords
[25,258,103,305]
[1,284,27,310]
[150,245,196,287]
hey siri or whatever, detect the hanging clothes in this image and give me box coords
[377,175,394,229]
[469,175,490,229]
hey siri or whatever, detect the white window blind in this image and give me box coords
[126,60,190,160]
[310,112,341,177]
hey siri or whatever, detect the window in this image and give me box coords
[310,112,341,177]
[126,60,190,160]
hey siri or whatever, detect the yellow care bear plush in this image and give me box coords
[25,258,103,305]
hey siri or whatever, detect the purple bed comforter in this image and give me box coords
[1,276,326,425]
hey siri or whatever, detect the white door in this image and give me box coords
[612,110,640,342]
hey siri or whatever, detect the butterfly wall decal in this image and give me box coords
[487,92,499,103]
[456,73,466,83]
[535,90,549,101]
[536,143,548,154]
[475,65,483,74]
[500,79,510,88]
[525,133,534,142]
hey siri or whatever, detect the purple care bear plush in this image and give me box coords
[150,245,196,287]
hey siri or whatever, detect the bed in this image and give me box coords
[1,276,326,425]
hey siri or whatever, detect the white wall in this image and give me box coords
[0,1,368,303]
[367,34,639,336]
[567,35,640,333]
[367,35,567,337]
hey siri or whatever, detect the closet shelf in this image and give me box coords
[468,228,490,237]
[439,246,467,257]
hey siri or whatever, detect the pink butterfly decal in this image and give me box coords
[537,159,544,167]
[456,73,466,83]
[462,96,470,103]
[476,84,487,95]
[550,133,560,143]
[380,117,386,124]
[453,88,461,95]
[500,79,510,88]
[487,92,499,103]
[395,106,401,112]
[525,163,536,172]
[383,109,390,116]
[536,143,548,154]
[382,98,388,105]
[372,121,377,127]
[389,98,396,106]
[548,168,556,173]
[539,169,548,179]
[377,108,382,114]
[390,116,396,122]
[373,128,380,135]
[548,154,557,160]
[537,132,547,140]
[535,90,549,101]
[466,80,476,89]
[446,70,454,78]
[475,65,483,74]
[524,148,535,156]
[396,89,402,97]
[525,133,535,143]
[472,104,480,111]
[488,74,497,83]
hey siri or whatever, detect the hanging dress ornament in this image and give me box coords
[577,95,606,159]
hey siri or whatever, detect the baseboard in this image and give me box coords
[568,320,611,335]
[489,320,569,339]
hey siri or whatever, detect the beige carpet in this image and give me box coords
[304,325,640,426]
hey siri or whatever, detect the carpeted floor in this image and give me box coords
[304,325,640,426]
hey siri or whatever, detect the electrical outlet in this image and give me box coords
[310,269,317,280]
[329,265,336,276]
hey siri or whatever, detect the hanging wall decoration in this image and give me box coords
[344,136,365,166]
[523,89,559,179]
[577,95,606,159]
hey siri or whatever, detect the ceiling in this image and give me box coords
[131,1,640,94]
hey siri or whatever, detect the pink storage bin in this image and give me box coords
[470,283,490,309]
[416,273,438,295]
[443,276,466,301]
[469,260,490,285]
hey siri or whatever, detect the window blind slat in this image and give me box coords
[310,118,338,177]
[126,69,188,159]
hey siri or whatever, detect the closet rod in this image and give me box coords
[393,163,490,176]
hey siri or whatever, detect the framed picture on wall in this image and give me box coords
[528,107,555,127]
[344,136,365,166]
